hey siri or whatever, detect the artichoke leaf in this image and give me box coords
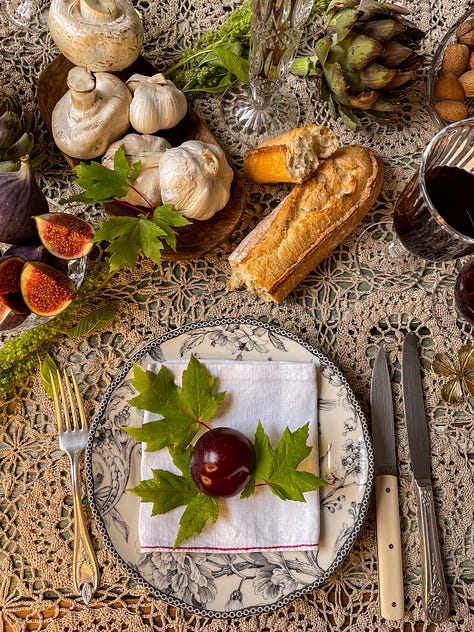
[315,36,333,66]
[0,112,22,154]
[362,18,405,42]
[329,7,361,43]
[369,98,401,112]
[385,69,416,90]
[348,89,379,109]
[347,34,383,70]
[357,1,393,21]
[338,103,361,130]
[324,61,351,100]
[360,62,397,89]
[381,40,416,68]
[4,132,34,162]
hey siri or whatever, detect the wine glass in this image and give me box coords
[221,0,314,144]
[3,0,49,32]
[356,118,474,288]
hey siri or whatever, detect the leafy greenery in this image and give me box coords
[64,305,117,339]
[165,0,331,96]
[241,421,326,500]
[124,355,226,450]
[93,205,189,273]
[0,262,114,396]
[126,356,326,546]
[61,147,191,271]
[39,352,59,400]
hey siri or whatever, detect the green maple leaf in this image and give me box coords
[124,354,226,451]
[62,146,141,205]
[128,447,219,547]
[92,204,190,271]
[241,420,326,501]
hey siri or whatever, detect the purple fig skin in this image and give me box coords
[20,261,76,316]
[34,213,94,260]
[0,293,29,331]
[0,155,49,246]
[0,255,25,294]
[5,243,68,273]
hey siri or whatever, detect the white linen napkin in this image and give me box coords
[138,359,320,553]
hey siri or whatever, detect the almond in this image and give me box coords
[434,99,469,122]
[459,69,474,96]
[470,51,474,70]
[433,73,465,101]
[441,43,470,77]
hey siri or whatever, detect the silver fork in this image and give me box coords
[51,368,99,604]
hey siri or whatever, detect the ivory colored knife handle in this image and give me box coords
[375,474,404,620]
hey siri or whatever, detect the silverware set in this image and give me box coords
[51,367,100,604]
[371,333,449,623]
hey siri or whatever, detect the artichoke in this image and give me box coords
[308,0,425,129]
[0,92,43,171]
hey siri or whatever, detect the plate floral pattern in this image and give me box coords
[85,318,374,618]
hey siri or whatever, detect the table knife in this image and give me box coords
[402,333,449,623]
[370,346,404,620]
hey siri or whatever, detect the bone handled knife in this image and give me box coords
[370,346,404,620]
[402,333,449,623]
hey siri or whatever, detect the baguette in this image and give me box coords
[228,145,384,303]
[243,124,339,184]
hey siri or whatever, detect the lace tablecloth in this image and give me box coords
[1,0,473,630]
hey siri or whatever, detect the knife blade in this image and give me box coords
[370,346,404,620]
[402,332,449,623]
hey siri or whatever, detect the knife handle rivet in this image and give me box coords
[389,544,394,549]
[386,487,391,493]
[391,602,397,608]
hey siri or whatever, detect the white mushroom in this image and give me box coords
[48,0,144,72]
[52,66,132,159]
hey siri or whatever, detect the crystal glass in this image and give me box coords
[356,118,474,287]
[3,0,49,32]
[221,0,314,143]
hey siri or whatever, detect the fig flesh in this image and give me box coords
[0,155,49,245]
[34,213,95,259]
[0,255,25,294]
[0,293,29,331]
[20,261,76,316]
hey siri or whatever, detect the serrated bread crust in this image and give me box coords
[228,145,384,303]
[243,124,339,184]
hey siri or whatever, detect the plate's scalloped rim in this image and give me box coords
[85,317,374,618]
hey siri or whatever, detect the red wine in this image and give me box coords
[394,166,474,261]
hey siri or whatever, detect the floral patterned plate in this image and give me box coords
[85,318,374,618]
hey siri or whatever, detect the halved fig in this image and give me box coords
[5,243,68,273]
[0,293,29,331]
[20,261,76,316]
[34,213,95,260]
[0,256,25,294]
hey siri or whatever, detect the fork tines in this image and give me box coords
[51,368,87,434]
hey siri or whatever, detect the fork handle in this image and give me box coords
[70,454,99,603]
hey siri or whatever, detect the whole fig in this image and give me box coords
[0,155,49,245]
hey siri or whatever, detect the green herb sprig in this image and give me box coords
[165,0,331,97]
[124,355,326,546]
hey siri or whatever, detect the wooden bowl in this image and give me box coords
[37,54,246,261]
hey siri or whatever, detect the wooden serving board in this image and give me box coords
[37,54,246,261]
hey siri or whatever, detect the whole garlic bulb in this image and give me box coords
[48,0,144,72]
[126,73,188,134]
[102,133,171,207]
[52,66,131,160]
[159,140,234,220]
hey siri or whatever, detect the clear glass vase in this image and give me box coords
[221,0,314,144]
